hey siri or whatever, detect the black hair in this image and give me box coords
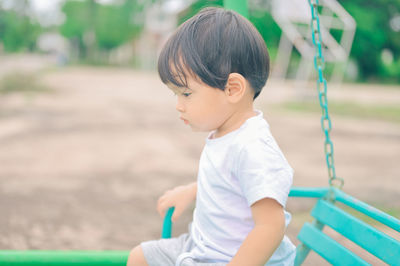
[157,7,270,99]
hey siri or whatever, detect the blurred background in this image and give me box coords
[0,0,399,265]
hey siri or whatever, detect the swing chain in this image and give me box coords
[308,0,344,189]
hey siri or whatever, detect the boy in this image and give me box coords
[127,7,296,266]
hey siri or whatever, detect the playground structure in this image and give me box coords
[0,0,399,265]
[267,0,356,83]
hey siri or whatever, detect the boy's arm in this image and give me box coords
[228,198,285,266]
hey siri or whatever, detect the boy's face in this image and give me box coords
[168,75,230,133]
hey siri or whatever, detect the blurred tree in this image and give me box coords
[59,0,95,60]
[249,9,281,62]
[95,0,144,50]
[0,3,41,52]
[341,0,400,82]
[60,0,147,63]
[178,0,223,24]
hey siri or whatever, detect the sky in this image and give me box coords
[30,0,65,26]
[30,0,63,11]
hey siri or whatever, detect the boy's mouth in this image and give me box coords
[180,117,189,125]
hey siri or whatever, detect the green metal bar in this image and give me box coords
[312,199,400,265]
[333,188,400,232]
[0,250,129,266]
[223,0,249,18]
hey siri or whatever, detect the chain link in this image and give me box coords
[308,0,344,189]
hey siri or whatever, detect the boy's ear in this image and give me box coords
[225,73,247,103]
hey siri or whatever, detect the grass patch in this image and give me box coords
[282,100,400,123]
[0,72,51,95]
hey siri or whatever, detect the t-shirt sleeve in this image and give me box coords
[236,138,293,207]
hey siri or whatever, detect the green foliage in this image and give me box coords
[178,0,223,24]
[382,58,400,81]
[59,0,146,61]
[59,0,92,58]
[0,9,41,52]
[95,1,143,50]
[340,0,400,82]
[59,1,91,40]
[249,9,281,61]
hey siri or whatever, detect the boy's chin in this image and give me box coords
[190,126,201,132]
[190,125,212,133]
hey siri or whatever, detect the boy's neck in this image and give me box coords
[212,108,257,139]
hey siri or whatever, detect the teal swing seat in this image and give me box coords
[291,188,400,265]
[0,0,399,265]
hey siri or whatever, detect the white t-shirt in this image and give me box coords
[182,110,296,265]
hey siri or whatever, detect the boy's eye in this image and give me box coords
[182,92,192,97]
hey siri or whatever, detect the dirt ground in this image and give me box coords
[0,55,399,265]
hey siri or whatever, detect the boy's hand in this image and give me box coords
[157,182,197,222]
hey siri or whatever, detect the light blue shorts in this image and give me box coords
[141,232,226,266]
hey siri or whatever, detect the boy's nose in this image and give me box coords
[176,98,185,112]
